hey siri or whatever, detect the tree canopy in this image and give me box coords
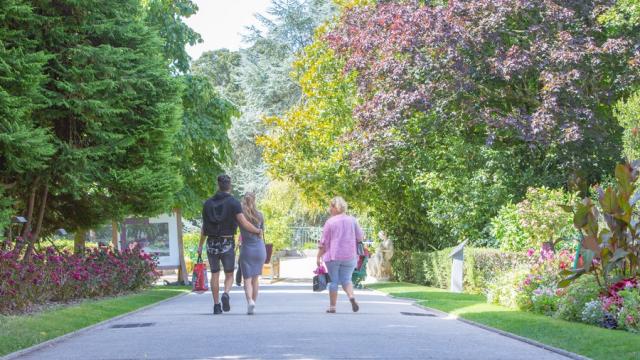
[261,0,640,250]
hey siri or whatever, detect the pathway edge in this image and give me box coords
[368,289,591,360]
[1,291,190,360]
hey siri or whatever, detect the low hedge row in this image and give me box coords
[391,247,529,293]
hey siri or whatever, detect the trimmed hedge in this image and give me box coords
[391,247,529,293]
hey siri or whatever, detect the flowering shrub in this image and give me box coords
[485,268,530,309]
[582,300,607,326]
[0,241,158,314]
[555,275,601,322]
[491,187,577,252]
[518,249,573,314]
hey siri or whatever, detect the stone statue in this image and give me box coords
[367,231,394,280]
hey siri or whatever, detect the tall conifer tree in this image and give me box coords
[17,0,183,252]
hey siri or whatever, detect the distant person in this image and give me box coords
[198,175,262,315]
[238,192,267,315]
[316,196,363,313]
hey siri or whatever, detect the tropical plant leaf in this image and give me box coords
[583,235,599,253]
[558,269,585,288]
[615,164,634,198]
[600,187,619,214]
[573,201,591,228]
[582,249,595,272]
[611,248,629,263]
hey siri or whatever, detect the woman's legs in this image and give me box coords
[338,258,359,312]
[251,276,259,302]
[243,276,254,304]
[325,260,340,311]
[243,275,256,314]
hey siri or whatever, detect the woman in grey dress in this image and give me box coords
[239,192,266,315]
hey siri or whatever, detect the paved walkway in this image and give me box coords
[13,282,570,360]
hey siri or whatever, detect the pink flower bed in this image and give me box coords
[0,239,159,314]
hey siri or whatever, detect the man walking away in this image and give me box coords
[198,175,262,314]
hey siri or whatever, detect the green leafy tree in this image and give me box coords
[263,0,638,251]
[601,0,640,162]
[12,0,184,255]
[174,75,237,218]
[616,92,640,161]
[143,0,203,74]
[227,0,335,195]
[0,0,53,232]
[192,49,245,106]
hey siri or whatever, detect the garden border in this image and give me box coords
[370,289,590,360]
[1,290,189,360]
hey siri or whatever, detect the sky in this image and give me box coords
[185,0,272,61]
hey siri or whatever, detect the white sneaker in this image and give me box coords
[247,301,255,315]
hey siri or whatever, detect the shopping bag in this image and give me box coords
[192,254,209,292]
[312,265,330,292]
[264,243,273,264]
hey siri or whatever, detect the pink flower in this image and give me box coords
[526,248,535,257]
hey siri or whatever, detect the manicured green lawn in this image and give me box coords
[369,282,640,360]
[0,286,190,357]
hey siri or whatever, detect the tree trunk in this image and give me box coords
[111,220,118,250]
[74,229,86,255]
[23,184,48,262]
[20,181,38,240]
[175,208,189,285]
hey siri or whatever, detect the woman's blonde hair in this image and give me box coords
[330,196,348,214]
[241,192,262,226]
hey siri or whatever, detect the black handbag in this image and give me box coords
[313,273,330,292]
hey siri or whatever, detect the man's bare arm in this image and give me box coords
[197,228,206,254]
[235,213,261,235]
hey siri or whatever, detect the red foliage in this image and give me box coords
[326,0,639,170]
[0,243,159,314]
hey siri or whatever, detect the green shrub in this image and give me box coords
[555,275,601,322]
[490,203,529,252]
[617,289,640,333]
[486,268,530,309]
[391,248,528,294]
[183,232,200,263]
[491,187,577,252]
[35,239,98,253]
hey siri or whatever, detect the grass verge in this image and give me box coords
[0,286,190,357]
[369,282,640,360]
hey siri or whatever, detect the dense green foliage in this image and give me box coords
[144,0,202,73]
[261,0,640,251]
[491,187,577,252]
[616,92,640,161]
[0,0,52,231]
[0,0,234,256]
[391,248,528,294]
[24,0,182,245]
[562,163,640,288]
[174,75,236,217]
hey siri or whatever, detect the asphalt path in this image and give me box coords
[12,282,571,360]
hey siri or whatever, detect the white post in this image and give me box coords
[449,240,468,293]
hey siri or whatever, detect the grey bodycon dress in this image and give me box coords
[239,215,266,278]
